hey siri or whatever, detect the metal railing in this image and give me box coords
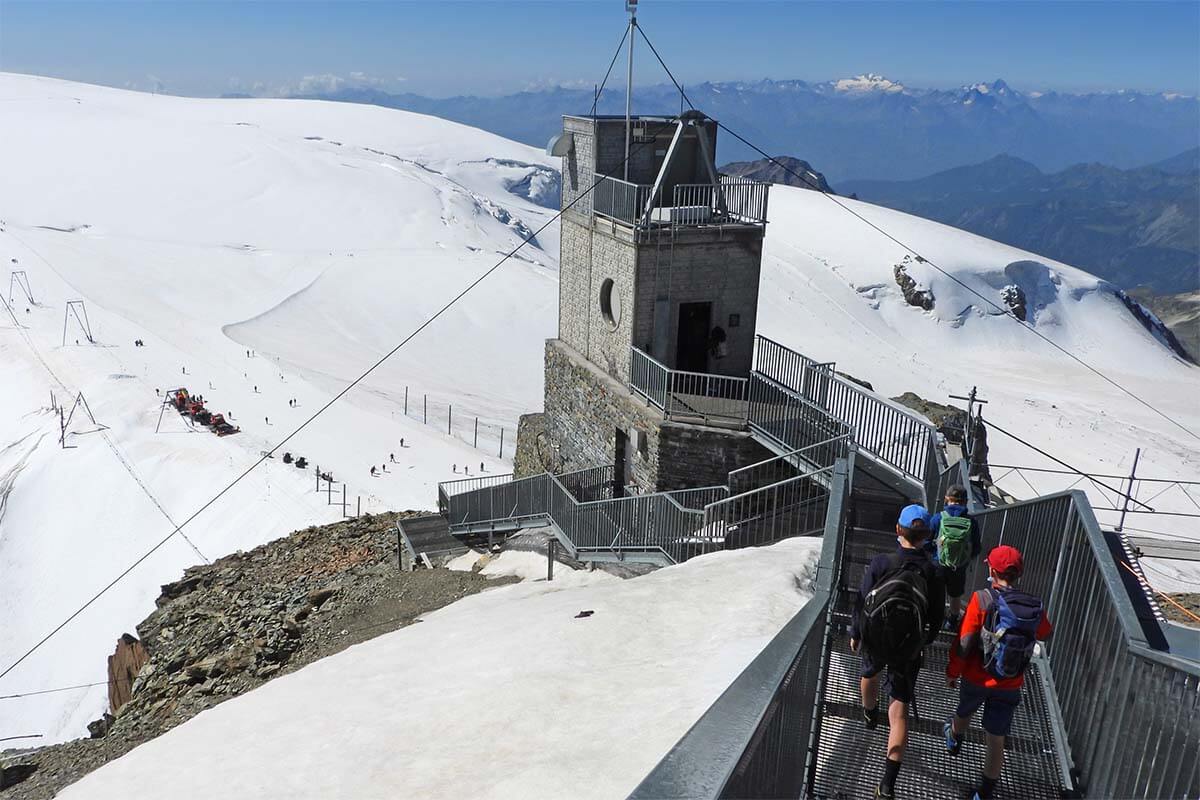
[554,464,617,503]
[746,372,852,455]
[719,175,771,225]
[629,459,851,799]
[703,467,834,552]
[439,472,551,528]
[630,346,750,426]
[753,335,936,483]
[437,472,515,501]
[593,175,651,226]
[727,433,852,496]
[972,490,1199,799]
[592,175,769,229]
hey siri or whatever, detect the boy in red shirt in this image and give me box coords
[945,545,1053,800]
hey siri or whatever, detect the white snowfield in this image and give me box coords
[58,539,823,800]
[1,72,1197,747]
[0,73,558,743]
[755,187,1200,592]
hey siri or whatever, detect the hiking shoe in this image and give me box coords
[874,782,896,799]
[863,705,880,729]
[944,720,962,756]
[966,782,996,800]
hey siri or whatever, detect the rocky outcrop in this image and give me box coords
[1115,289,1196,364]
[106,634,148,714]
[893,257,934,310]
[719,156,836,193]
[891,391,992,485]
[1001,284,1027,321]
[4,511,512,800]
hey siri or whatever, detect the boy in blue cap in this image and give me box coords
[851,503,945,799]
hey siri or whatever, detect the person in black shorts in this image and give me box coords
[851,504,945,799]
[928,484,982,625]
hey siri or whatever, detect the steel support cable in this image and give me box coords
[707,122,1200,444]
[590,24,630,117]
[0,137,659,683]
[985,419,1155,511]
[637,26,695,111]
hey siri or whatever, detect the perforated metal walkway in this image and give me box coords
[812,529,1070,800]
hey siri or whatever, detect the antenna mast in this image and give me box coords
[624,0,637,180]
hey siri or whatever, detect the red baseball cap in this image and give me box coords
[986,545,1024,577]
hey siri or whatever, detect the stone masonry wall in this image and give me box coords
[530,339,775,494]
[561,116,595,217]
[541,338,661,493]
[558,215,591,352]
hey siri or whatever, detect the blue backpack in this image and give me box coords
[977,588,1043,679]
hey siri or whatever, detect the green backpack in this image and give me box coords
[937,514,973,569]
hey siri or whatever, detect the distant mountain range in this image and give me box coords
[836,150,1198,294]
[286,76,1199,182]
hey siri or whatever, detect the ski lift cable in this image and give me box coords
[0,136,661,683]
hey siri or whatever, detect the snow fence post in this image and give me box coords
[342,484,347,517]
[424,394,427,424]
[448,404,452,436]
[547,538,556,582]
[404,386,408,416]
[474,417,479,448]
[499,429,504,459]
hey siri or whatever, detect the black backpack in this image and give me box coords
[861,555,930,666]
[978,588,1043,679]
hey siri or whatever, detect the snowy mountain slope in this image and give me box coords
[756,186,1200,590]
[57,539,823,800]
[2,72,1196,751]
[0,73,558,744]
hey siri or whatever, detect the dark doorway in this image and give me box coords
[614,428,632,497]
[676,301,712,373]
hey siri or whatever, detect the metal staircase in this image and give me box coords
[428,335,1197,799]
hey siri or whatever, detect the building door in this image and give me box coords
[614,428,632,497]
[676,301,712,373]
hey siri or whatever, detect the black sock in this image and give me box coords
[977,776,998,798]
[882,758,901,789]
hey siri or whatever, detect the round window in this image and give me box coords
[599,278,621,329]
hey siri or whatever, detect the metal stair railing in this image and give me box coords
[752,335,937,485]
[630,346,751,427]
[437,437,849,565]
[628,458,853,799]
[630,455,1200,799]
[746,372,852,457]
[971,489,1200,798]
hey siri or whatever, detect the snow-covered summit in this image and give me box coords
[831,73,906,94]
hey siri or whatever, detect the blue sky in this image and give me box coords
[1,1,1197,97]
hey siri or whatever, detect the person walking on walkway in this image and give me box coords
[851,504,945,799]
[945,545,1053,800]
[928,484,981,625]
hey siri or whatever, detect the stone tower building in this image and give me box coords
[514,111,775,493]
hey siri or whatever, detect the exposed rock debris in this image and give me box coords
[893,256,935,310]
[1,511,513,799]
[1001,283,1027,321]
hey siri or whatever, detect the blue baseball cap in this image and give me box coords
[898,504,931,529]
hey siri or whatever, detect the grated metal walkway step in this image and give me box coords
[813,526,1069,799]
